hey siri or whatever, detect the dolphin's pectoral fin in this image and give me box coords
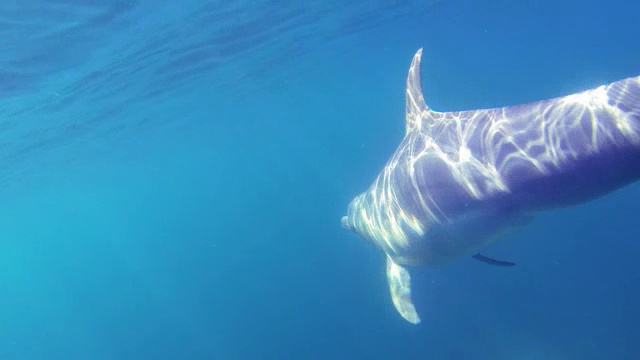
[386,256,421,324]
[472,253,516,267]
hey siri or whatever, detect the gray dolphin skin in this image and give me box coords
[341,48,640,324]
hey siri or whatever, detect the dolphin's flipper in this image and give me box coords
[472,253,516,267]
[386,256,421,324]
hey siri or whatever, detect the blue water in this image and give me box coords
[0,1,639,359]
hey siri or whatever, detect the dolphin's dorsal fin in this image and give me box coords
[405,48,432,135]
[386,256,421,324]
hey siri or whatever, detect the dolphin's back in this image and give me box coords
[404,75,640,220]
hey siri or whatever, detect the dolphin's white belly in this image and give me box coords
[390,206,533,267]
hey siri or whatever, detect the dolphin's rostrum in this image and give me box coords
[342,49,640,324]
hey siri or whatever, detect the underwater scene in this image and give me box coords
[0,1,639,359]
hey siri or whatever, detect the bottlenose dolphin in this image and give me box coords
[341,49,640,324]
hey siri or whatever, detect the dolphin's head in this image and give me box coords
[341,192,385,247]
[341,190,423,258]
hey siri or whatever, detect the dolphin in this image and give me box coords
[341,48,640,324]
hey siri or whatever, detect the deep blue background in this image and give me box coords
[0,1,639,359]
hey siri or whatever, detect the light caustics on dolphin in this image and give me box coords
[341,48,640,324]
